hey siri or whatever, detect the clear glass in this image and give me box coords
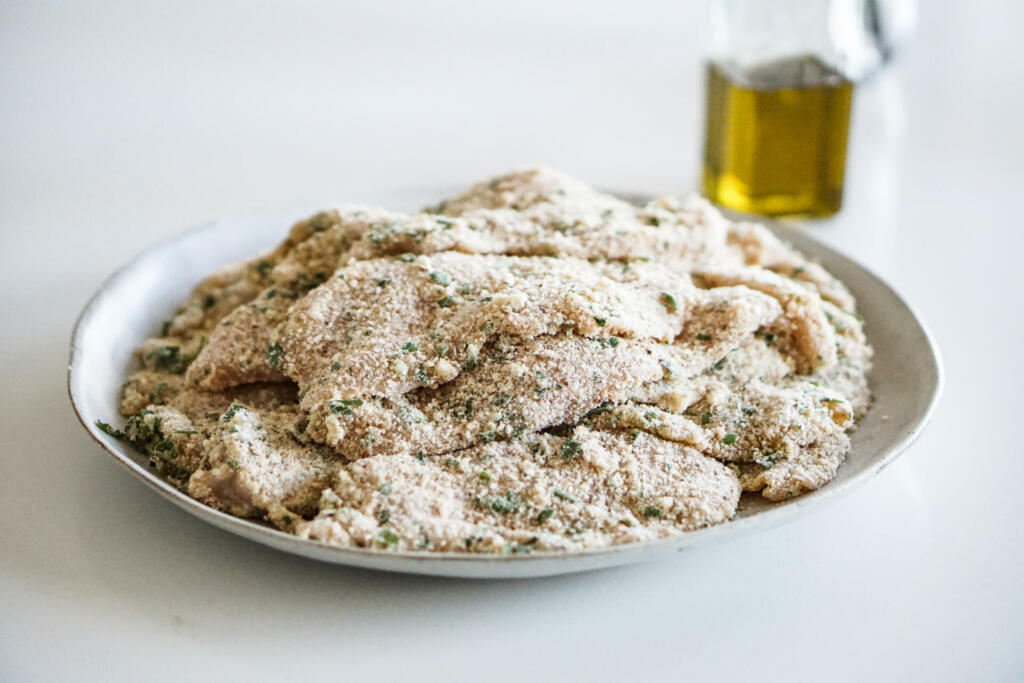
[701,0,894,218]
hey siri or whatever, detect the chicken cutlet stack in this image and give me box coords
[116,168,871,553]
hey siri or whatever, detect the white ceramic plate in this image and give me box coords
[68,188,942,578]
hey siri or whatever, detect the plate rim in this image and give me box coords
[67,194,944,577]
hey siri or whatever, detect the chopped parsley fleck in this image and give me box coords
[378,509,390,524]
[443,457,461,469]
[477,430,498,443]
[478,471,491,482]
[594,317,607,327]
[402,341,419,353]
[723,433,738,445]
[437,296,453,308]
[560,439,582,459]
[266,343,284,368]
[328,398,363,415]
[222,402,243,421]
[608,337,620,347]
[510,537,539,553]
[331,361,342,371]
[821,397,842,403]
[377,279,391,288]
[435,342,449,357]
[376,528,400,548]
[535,508,555,524]
[642,505,662,518]
[428,270,451,286]
[755,451,784,467]
[764,333,775,347]
[696,333,711,341]
[476,491,522,515]
[146,345,184,373]
[379,482,392,495]
[255,260,272,277]
[96,420,123,438]
[701,412,712,425]
[553,488,578,503]
[414,365,429,384]
[660,292,677,313]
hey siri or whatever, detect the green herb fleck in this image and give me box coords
[402,341,419,353]
[642,505,662,518]
[328,398,363,416]
[510,537,539,553]
[376,528,400,548]
[553,488,578,503]
[660,292,677,313]
[429,270,451,286]
[478,471,491,482]
[608,337,619,347]
[560,439,582,459]
[146,346,184,373]
[222,402,243,421]
[476,491,522,515]
[331,361,342,371]
[437,296,453,308]
[266,343,284,368]
[755,451,784,467]
[378,509,390,524]
[536,508,555,524]
[594,317,607,327]
[414,365,429,385]
[379,482,392,495]
[96,420,123,438]
[701,412,712,425]
[377,278,391,288]
[696,333,711,341]
[435,342,449,357]
[723,433,738,445]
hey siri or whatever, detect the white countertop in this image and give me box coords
[2,1,1021,680]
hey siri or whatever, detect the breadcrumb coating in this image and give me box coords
[115,167,872,553]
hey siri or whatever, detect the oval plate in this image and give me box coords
[68,188,942,578]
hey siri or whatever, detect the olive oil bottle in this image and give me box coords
[702,55,853,218]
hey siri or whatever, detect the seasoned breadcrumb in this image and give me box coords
[114,167,872,553]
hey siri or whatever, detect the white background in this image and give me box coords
[2,1,1022,680]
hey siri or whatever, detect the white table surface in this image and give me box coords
[2,1,1022,680]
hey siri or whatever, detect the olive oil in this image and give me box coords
[702,56,853,218]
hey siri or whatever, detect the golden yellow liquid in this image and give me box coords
[702,57,853,218]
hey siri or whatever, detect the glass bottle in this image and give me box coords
[701,0,891,218]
